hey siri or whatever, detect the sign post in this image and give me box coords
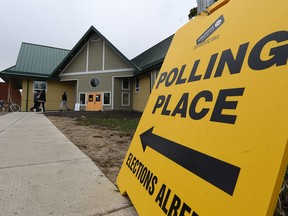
[117,0,288,215]
[197,0,216,14]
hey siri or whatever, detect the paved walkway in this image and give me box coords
[0,112,137,216]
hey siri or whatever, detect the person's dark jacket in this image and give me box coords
[34,92,39,103]
[38,90,46,102]
[62,93,67,101]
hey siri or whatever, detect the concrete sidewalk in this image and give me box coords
[0,112,137,216]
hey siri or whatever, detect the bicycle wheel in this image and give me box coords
[10,103,20,112]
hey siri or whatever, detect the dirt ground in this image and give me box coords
[45,111,142,185]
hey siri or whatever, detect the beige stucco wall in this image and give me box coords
[21,78,34,112]
[104,45,130,69]
[88,41,103,71]
[63,46,87,73]
[132,74,151,112]
[62,35,131,75]
[46,81,75,110]
[21,79,75,111]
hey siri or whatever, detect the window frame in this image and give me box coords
[122,77,130,90]
[135,77,140,93]
[79,93,86,106]
[33,80,47,92]
[122,92,130,106]
[103,92,111,106]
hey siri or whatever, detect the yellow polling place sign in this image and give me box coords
[117,0,288,215]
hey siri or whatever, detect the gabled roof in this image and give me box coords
[50,26,138,78]
[131,34,174,75]
[1,43,69,79]
[0,27,173,81]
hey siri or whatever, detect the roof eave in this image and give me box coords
[1,69,50,79]
[133,60,164,76]
[50,26,137,78]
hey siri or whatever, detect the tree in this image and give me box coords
[188,7,198,20]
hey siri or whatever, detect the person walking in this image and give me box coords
[60,91,70,111]
[30,90,40,112]
[38,90,46,112]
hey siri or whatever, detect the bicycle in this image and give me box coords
[0,97,20,112]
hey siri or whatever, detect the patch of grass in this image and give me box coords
[76,116,140,134]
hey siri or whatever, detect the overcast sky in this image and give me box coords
[0,0,196,74]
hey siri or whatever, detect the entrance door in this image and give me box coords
[86,92,102,111]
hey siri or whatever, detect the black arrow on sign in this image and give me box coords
[140,127,240,196]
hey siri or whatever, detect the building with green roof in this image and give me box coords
[0,26,173,112]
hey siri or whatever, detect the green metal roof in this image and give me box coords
[1,28,173,80]
[1,43,69,78]
[131,34,174,75]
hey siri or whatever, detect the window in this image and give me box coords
[88,94,93,102]
[90,77,100,88]
[95,94,101,102]
[33,81,47,91]
[135,77,140,93]
[103,92,111,105]
[122,92,130,106]
[122,78,130,90]
[79,93,86,105]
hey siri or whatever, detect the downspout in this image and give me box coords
[25,78,29,112]
[7,78,11,103]
[148,73,152,93]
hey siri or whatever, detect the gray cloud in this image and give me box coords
[0,0,195,75]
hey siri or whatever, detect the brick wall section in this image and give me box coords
[0,83,21,105]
